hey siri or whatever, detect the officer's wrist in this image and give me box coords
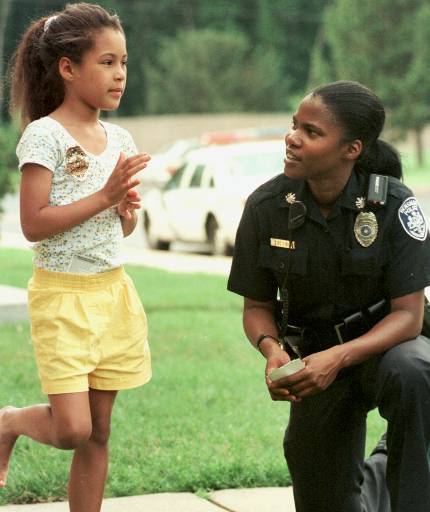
[255,334,284,358]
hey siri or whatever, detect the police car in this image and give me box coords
[141,139,285,255]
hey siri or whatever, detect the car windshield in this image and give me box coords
[229,151,283,177]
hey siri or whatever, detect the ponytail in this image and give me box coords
[355,139,403,180]
[9,3,123,129]
[9,15,64,129]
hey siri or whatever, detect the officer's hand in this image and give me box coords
[265,354,302,402]
[282,347,343,399]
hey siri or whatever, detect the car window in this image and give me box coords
[202,166,215,188]
[229,151,283,177]
[163,164,187,191]
[189,164,205,188]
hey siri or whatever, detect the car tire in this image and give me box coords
[144,213,171,251]
[206,216,227,256]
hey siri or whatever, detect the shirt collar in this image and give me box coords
[275,175,307,209]
[276,169,370,223]
[336,169,368,212]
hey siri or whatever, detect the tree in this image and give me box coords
[0,123,18,213]
[146,29,286,113]
[309,0,430,165]
[96,0,329,114]
[0,0,12,117]
[2,0,328,116]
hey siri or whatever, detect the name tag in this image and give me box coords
[270,238,295,249]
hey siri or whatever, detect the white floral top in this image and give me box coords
[16,116,138,273]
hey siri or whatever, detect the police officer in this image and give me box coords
[228,81,430,512]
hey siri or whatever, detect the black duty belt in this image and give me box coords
[281,299,390,358]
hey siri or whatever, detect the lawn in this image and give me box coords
[0,248,386,505]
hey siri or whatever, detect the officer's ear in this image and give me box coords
[344,139,362,161]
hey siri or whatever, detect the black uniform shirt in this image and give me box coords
[227,169,430,329]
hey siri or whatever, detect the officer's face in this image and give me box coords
[284,95,352,182]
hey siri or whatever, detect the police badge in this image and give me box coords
[65,146,89,178]
[354,212,378,247]
[398,197,428,241]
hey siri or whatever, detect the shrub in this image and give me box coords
[0,122,19,212]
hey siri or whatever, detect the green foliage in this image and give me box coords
[309,0,430,163]
[0,122,19,212]
[146,29,286,113]
[3,0,327,117]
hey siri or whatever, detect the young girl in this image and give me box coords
[0,3,151,511]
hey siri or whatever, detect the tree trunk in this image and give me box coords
[415,127,424,168]
[0,0,12,119]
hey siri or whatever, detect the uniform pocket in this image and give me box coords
[259,244,308,275]
[341,248,378,276]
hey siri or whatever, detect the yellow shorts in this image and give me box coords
[28,266,151,395]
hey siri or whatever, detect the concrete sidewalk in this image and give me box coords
[0,488,296,511]
[0,283,28,323]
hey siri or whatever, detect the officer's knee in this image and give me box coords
[379,337,430,399]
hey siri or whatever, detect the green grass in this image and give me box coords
[0,248,386,505]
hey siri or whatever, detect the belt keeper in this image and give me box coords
[334,323,345,344]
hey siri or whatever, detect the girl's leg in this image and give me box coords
[0,393,92,487]
[68,389,118,512]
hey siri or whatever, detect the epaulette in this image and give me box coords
[247,173,288,207]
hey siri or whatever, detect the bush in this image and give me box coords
[147,29,288,113]
[0,122,19,212]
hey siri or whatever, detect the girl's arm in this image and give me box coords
[117,188,140,237]
[20,153,149,242]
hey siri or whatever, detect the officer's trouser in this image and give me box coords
[284,335,430,512]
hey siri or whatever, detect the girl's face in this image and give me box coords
[284,94,355,182]
[68,28,127,111]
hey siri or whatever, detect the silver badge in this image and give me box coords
[354,212,378,247]
[398,197,428,241]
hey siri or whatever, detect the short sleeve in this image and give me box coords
[386,197,430,298]
[227,199,278,301]
[16,122,59,173]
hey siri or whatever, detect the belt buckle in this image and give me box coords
[334,322,345,344]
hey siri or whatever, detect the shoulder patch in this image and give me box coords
[398,197,428,241]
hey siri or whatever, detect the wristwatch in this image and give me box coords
[255,334,284,354]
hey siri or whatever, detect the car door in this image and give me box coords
[161,162,205,241]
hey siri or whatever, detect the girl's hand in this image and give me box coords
[265,353,302,402]
[102,152,150,207]
[281,346,343,399]
[117,188,141,220]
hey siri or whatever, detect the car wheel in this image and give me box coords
[206,216,227,256]
[144,213,171,251]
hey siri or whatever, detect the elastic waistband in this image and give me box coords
[32,266,125,291]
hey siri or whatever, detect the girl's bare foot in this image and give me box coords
[0,407,18,488]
